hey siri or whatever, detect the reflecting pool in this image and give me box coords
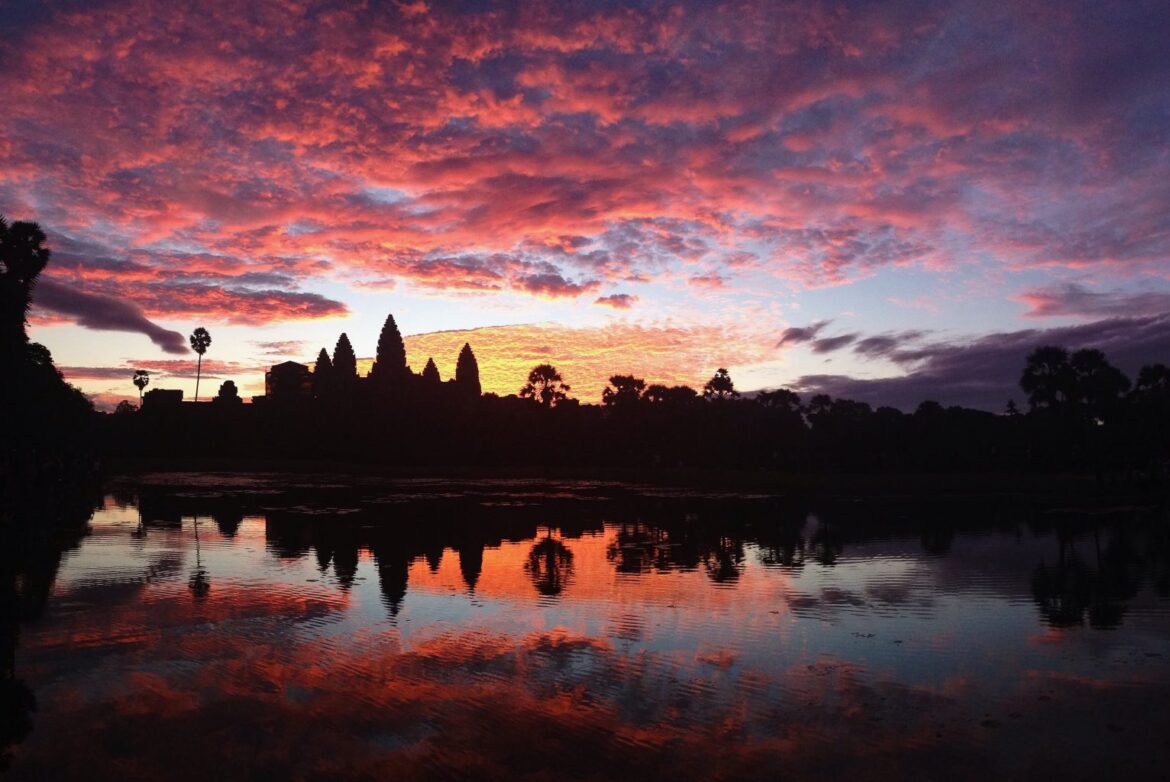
[3,474,1169,779]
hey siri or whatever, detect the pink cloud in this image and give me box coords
[0,0,1165,317]
[594,293,638,309]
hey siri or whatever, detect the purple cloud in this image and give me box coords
[853,331,927,359]
[1019,283,1170,319]
[595,293,638,309]
[810,334,859,354]
[34,278,188,354]
[794,313,1170,411]
[517,272,600,298]
[778,321,830,347]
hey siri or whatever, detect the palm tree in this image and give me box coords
[0,216,51,357]
[519,363,571,407]
[1020,345,1073,409]
[189,327,212,402]
[1069,348,1130,421]
[132,369,150,404]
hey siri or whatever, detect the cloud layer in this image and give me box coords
[3,0,1168,407]
[1,0,1168,324]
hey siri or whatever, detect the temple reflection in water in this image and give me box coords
[2,476,1169,779]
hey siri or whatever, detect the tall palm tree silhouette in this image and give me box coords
[189,327,211,402]
[189,514,210,600]
[132,369,150,403]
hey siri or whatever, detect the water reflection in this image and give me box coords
[0,487,102,770]
[526,534,574,597]
[1031,526,1156,629]
[1,476,1169,779]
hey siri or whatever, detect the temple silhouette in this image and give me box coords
[257,315,481,406]
[141,313,481,412]
[2,215,1169,482]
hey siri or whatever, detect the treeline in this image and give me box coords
[4,214,1167,481]
[102,344,1169,478]
[0,217,94,497]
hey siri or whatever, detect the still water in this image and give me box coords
[3,474,1170,780]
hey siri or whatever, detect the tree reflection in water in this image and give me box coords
[526,532,574,597]
[0,486,101,768]
[4,479,1170,779]
[188,516,210,601]
[1032,524,1150,629]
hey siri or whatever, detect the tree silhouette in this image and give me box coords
[1021,346,1073,409]
[1135,363,1170,394]
[643,384,698,408]
[132,369,150,403]
[333,333,357,391]
[915,400,944,418]
[312,347,333,397]
[189,327,212,402]
[455,342,481,397]
[643,384,670,404]
[602,374,645,407]
[757,388,800,411]
[1069,348,1130,421]
[1,217,93,486]
[422,357,440,384]
[703,368,738,400]
[519,363,571,407]
[0,216,50,359]
[369,313,408,390]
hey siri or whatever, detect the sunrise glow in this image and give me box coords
[3,0,1167,409]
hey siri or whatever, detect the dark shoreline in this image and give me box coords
[104,457,1168,504]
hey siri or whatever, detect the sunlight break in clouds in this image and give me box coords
[394,322,769,401]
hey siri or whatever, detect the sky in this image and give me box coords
[2,0,1169,410]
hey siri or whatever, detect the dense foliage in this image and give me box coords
[0,217,94,493]
[102,346,1168,478]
